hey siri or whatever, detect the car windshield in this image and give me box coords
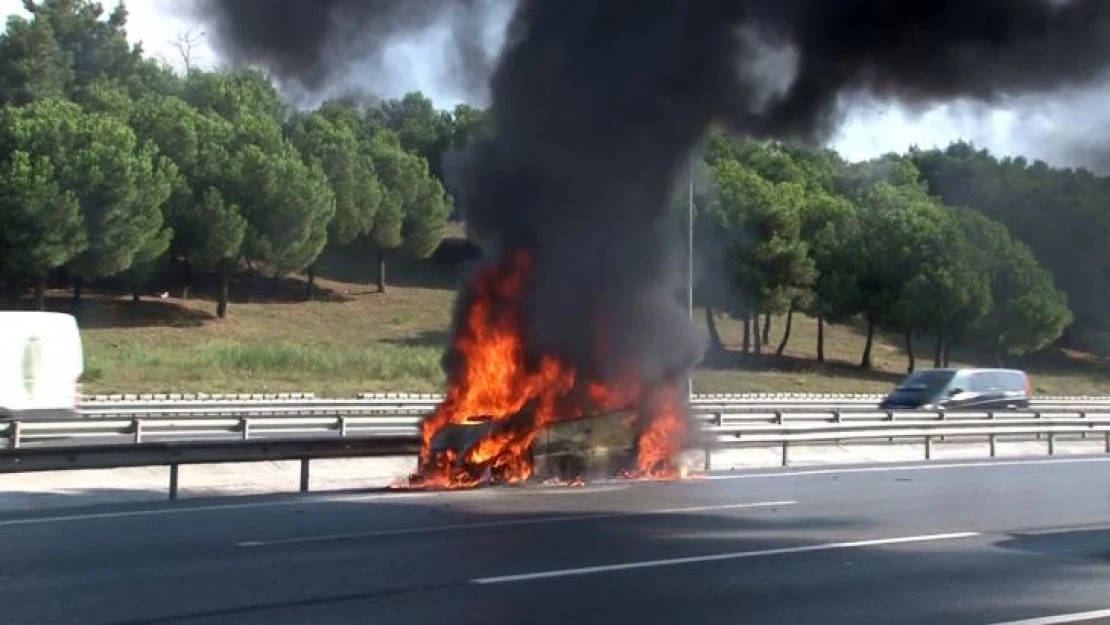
[895,370,956,392]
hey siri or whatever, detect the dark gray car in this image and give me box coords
[879,368,1032,411]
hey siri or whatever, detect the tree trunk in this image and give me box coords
[741,313,751,355]
[776,303,794,356]
[217,271,230,319]
[5,282,20,309]
[905,329,915,373]
[994,337,1004,367]
[305,264,316,301]
[70,277,83,319]
[752,309,763,355]
[860,314,875,369]
[704,306,725,356]
[762,312,772,346]
[33,275,46,311]
[182,258,193,300]
[376,252,387,293]
[933,333,944,368]
[270,273,281,297]
[816,314,825,364]
[943,340,951,368]
[131,286,140,305]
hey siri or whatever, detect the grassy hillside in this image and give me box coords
[32,247,1110,397]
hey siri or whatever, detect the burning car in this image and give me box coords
[409,406,646,489]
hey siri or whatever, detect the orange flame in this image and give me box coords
[632,385,689,479]
[407,249,689,489]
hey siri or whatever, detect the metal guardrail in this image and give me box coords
[79,391,1110,403]
[81,392,320,402]
[705,417,1110,467]
[0,436,421,499]
[70,394,1110,419]
[3,409,1110,500]
[11,410,1110,446]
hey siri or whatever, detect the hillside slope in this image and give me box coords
[55,254,1109,396]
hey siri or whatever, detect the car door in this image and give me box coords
[940,370,981,410]
[972,371,1010,409]
[997,370,1031,408]
[941,370,1003,410]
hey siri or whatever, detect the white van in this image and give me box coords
[0,311,84,420]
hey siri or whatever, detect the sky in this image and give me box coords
[3,0,1108,172]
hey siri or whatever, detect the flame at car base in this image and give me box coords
[396,249,694,490]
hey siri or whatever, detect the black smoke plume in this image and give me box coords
[197,0,1110,424]
[191,0,508,96]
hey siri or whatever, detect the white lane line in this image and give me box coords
[470,531,980,584]
[0,491,438,528]
[705,456,1110,481]
[984,608,1110,624]
[235,500,795,548]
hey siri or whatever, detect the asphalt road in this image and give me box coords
[2,456,1110,625]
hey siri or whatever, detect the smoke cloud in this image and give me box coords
[191,0,510,100]
[195,0,1110,401]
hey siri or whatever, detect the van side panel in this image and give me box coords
[0,312,83,419]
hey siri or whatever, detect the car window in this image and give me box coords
[985,370,1003,390]
[999,371,1027,392]
[965,372,993,392]
[944,370,971,393]
[895,369,955,392]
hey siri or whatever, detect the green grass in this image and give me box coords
[688,313,1110,395]
[84,339,444,395]
[46,251,1110,397]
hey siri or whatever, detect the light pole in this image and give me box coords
[686,153,695,399]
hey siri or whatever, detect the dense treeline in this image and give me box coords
[694,134,1073,371]
[0,0,462,317]
[0,1,1102,372]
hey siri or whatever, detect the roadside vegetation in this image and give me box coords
[2,2,1108,396]
[72,252,1108,396]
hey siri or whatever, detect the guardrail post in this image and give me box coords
[703,415,719,471]
[240,418,251,441]
[989,434,997,458]
[1035,411,1043,440]
[1105,432,1109,454]
[339,416,349,437]
[168,464,180,500]
[300,458,311,493]
[1048,432,1056,456]
[781,441,789,466]
[925,435,933,460]
[132,418,143,444]
[1080,412,1088,440]
[774,411,784,425]
[888,411,896,443]
[9,420,21,449]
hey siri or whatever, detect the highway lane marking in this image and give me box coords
[470,531,981,584]
[984,608,1110,624]
[234,500,796,547]
[704,456,1110,481]
[0,491,440,528]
